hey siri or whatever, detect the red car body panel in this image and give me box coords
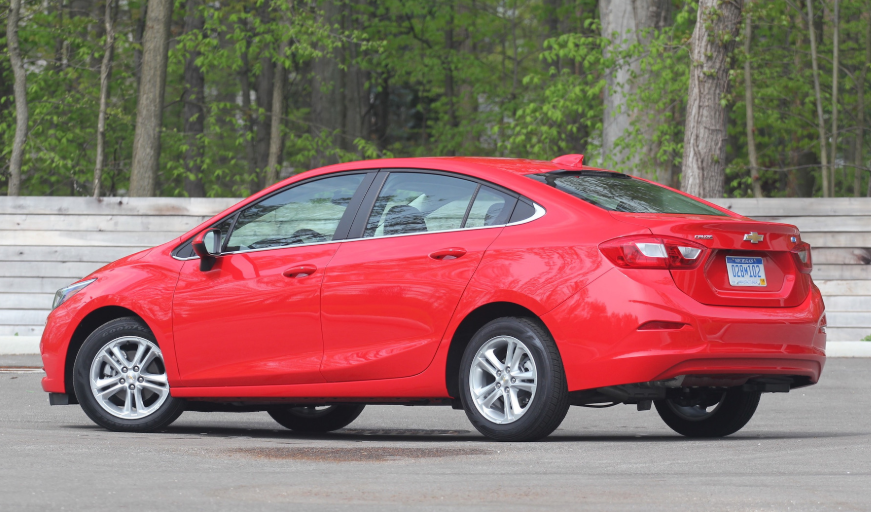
[40,157,827,402]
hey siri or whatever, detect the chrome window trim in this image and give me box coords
[172,202,546,261]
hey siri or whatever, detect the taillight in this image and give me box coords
[791,241,812,274]
[599,236,707,270]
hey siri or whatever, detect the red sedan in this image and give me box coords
[40,156,826,441]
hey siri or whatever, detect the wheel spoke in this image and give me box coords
[131,343,147,368]
[509,388,523,415]
[510,347,525,369]
[100,352,124,373]
[134,388,146,412]
[479,387,502,409]
[512,381,536,393]
[93,376,120,390]
[475,357,499,377]
[97,383,125,399]
[140,349,158,370]
[512,371,534,381]
[502,391,512,421]
[121,389,133,415]
[141,373,167,385]
[483,349,504,372]
[111,346,131,367]
[139,381,166,394]
[504,340,515,370]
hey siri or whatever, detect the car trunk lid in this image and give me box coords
[610,212,810,307]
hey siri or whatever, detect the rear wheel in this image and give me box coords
[73,317,185,432]
[654,388,761,438]
[268,405,365,433]
[459,317,569,442]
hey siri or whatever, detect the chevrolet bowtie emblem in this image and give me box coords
[743,232,764,244]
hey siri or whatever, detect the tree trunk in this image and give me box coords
[265,38,288,187]
[830,0,839,196]
[93,0,118,198]
[806,0,829,197]
[599,0,672,180]
[859,12,870,197]
[238,40,259,195]
[253,1,274,187]
[310,0,344,167]
[129,0,172,197]
[5,0,28,196]
[182,0,206,197]
[681,0,743,199]
[743,6,762,198]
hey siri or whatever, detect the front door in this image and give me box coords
[172,173,369,387]
[320,171,517,382]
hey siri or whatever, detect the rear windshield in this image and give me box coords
[527,171,727,216]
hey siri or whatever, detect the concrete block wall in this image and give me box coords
[0,196,868,351]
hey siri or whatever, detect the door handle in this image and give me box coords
[282,264,318,278]
[429,247,467,260]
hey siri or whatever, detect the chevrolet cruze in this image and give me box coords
[40,155,826,441]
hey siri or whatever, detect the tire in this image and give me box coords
[73,317,185,432]
[654,388,761,438]
[268,405,366,433]
[459,317,569,442]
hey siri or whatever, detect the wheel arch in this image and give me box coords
[63,306,146,401]
[444,301,551,398]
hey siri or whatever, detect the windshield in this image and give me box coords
[527,171,727,216]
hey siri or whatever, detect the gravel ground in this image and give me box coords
[0,359,868,511]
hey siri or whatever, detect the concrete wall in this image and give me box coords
[0,196,868,350]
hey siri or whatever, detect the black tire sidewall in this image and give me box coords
[654,388,761,438]
[268,405,366,432]
[459,317,569,441]
[73,317,184,432]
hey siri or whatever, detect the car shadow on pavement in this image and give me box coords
[63,424,867,443]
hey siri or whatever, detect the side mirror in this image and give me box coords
[192,228,222,271]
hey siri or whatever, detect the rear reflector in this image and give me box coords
[599,235,707,270]
[638,321,688,331]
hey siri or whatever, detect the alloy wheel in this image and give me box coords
[89,336,170,419]
[468,335,538,424]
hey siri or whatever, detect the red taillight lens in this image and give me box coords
[791,241,812,274]
[599,236,707,270]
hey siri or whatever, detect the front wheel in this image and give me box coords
[459,317,569,442]
[268,405,366,433]
[73,317,185,432]
[654,388,761,438]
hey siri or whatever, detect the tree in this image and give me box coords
[129,0,173,197]
[599,0,672,181]
[681,0,744,198]
[93,0,119,198]
[182,0,206,197]
[806,0,830,197]
[742,3,762,198]
[6,0,28,196]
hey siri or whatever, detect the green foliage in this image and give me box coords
[0,0,869,197]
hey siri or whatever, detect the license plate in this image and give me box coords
[725,256,767,287]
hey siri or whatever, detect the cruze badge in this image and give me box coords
[743,232,764,244]
[694,235,713,239]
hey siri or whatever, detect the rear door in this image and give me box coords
[320,170,518,382]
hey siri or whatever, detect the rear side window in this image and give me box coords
[528,171,726,216]
[465,186,515,228]
[364,172,478,237]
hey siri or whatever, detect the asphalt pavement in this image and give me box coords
[1,358,869,511]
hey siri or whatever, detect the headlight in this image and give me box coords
[52,279,96,310]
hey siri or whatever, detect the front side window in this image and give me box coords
[364,172,479,237]
[226,174,365,252]
[527,171,727,216]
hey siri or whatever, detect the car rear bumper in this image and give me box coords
[543,268,826,392]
